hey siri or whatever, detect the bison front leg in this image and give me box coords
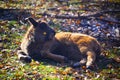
[41,41,68,63]
[47,52,67,63]
[41,51,67,63]
[17,50,32,63]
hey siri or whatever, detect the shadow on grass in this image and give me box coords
[27,54,119,72]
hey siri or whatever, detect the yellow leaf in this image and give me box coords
[62,67,73,75]
[32,71,38,74]
[15,73,21,77]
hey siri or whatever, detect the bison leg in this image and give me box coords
[86,51,96,68]
[17,50,32,63]
[42,51,67,63]
[72,58,87,68]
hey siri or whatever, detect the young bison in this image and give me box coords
[17,18,101,68]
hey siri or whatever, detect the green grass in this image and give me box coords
[0,20,75,79]
[0,0,120,79]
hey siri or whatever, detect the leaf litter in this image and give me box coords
[0,1,120,80]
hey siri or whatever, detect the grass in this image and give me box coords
[0,0,120,79]
[0,20,75,79]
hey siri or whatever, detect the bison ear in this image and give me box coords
[28,17,38,27]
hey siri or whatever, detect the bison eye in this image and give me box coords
[43,32,47,35]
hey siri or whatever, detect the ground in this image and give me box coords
[0,0,120,80]
[0,20,120,80]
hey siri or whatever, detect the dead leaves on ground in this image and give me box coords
[0,16,120,79]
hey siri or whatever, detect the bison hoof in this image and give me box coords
[86,65,95,70]
[20,56,32,63]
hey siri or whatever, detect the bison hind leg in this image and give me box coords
[72,51,96,69]
[72,58,87,68]
[17,50,32,63]
[86,50,96,69]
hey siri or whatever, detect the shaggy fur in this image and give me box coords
[51,32,101,68]
[17,18,101,68]
[17,18,66,63]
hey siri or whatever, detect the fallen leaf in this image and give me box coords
[114,57,120,63]
[32,71,38,74]
[0,70,7,74]
[62,67,73,75]
[76,20,81,25]
[100,16,104,19]
[82,66,86,70]
[0,64,4,69]
[96,23,101,26]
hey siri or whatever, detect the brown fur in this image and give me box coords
[17,18,66,63]
[17,18,101,68]
[51,32,101,68]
